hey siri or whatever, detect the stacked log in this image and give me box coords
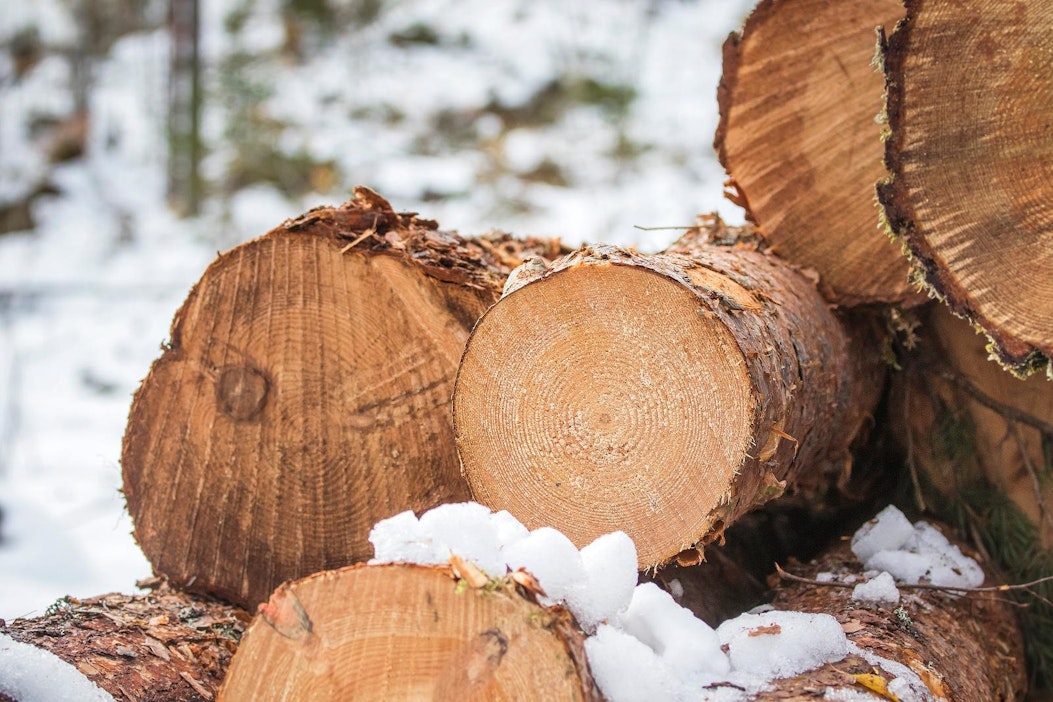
[454,219,883,569]
[120,186,564,610]
[715,0,914,306]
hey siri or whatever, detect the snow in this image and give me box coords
[716,610,848,681]
[850,505,985,590]
[850,504,915,562]
[370,502,892,701]
[565,530,638,633]
[851,571,900,604]
[846,641,935,702]
[617,582,728,679]
[0,633,114,702]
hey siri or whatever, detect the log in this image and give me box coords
[715,0,916,306]
[454,219,883,569]
[122,187,564,610]
[218,563,601,701]
[878,0,1053,376]
[762,534,1026,700]
[0,581,248,701]
[893,303,1053,689]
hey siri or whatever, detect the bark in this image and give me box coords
[218,563,602,701]
[762,536,1026,701]
[122,187,564,610]
[877,0,1053,377]
[454,218,884,569]
[0,581,248,701]
[716,0,916,306]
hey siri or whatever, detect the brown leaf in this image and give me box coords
[748,624,782,637]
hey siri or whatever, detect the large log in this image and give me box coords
[454,220,883,569]
[716,0,915,306]
[218,563,601,701]
[0,581,248,701]
[122,187,563,610]
[893,303,1053,688]
[878,0,1053,376]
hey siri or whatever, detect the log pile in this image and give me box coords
[4,0,1051,698]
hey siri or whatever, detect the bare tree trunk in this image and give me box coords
[167,0,203,216]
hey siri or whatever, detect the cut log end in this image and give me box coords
[716,0,914,306]
[456,240,881,569]
[219,564,599,701]
[880,0,1053,376]
[456,262,754,566]
[122,192,539,610]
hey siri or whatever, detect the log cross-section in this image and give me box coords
[122,187,563,610]
[878,0,1053,376]
[454,225,882,569]
[716,0,912,306]
[219,564,601,701]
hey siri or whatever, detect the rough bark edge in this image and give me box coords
[768,538,1027,701]
[0,580,248,701]
[713,8,759,227]
[876,7,1051,379]
[158,185,565,355]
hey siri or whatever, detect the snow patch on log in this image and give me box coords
[369,502,942,701]
[0,633,114,702]
[851,504,984,589]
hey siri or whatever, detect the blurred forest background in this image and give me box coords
[0,0,752,619]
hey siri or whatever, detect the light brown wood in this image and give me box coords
[122,188,563,610]
[716,0,914,306]
[878,0,1053,376]
[218,564,601,701]
[0,581,248,701]
[454,220,883,569]
[763,533,1025,701]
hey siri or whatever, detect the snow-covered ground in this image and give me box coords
[0,0,755,621]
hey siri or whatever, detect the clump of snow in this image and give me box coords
[418,502,506,576]
[0,633,115,702]
[850,505,915,562]
[617,582,729,679]
[716,610,848,681]
[565,530,638,633]
[584,624,684,701]
[850,505,985,590]
[903,521,984,589]
[502,526,587,606]
[851,572,900,604]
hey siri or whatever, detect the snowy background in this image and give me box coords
[0,0,754,621]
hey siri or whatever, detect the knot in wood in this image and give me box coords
[216,365,269,422]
